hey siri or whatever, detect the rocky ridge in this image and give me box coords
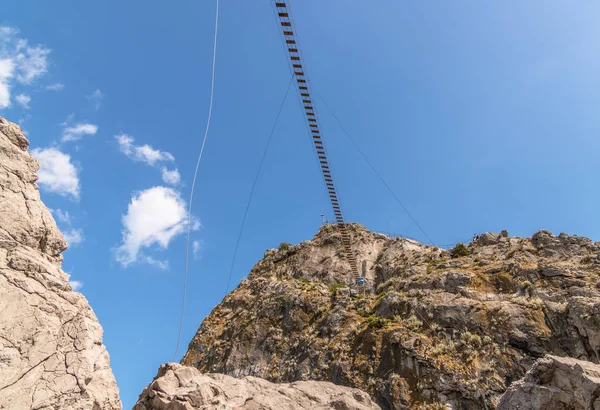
[134,362,381,410]
[182,223,600,409]
[0,117,121,409]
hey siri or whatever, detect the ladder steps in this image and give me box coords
[273,0,361,284]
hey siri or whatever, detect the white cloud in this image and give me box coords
[15,43,50,84]
[115,134,174,165]
[62,123,98,142]
[18,113,32,126]
[0,27,50,108]
[31,147,80,199]
[141,256,170,270]
[46,82,64,91]
[68,280,83,291]
[87,89,103,110]
[115,186,194,267]
[60,113,75,127]
[63,228,84,246]
[161,167,181,185]
[0,27,17,38]
[193,240,202,259]
[15,93,30,109]
[0,58,14,109]
[52,208,71,225]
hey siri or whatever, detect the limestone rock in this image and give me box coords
[497,355,600,410]
[182,223,600,409]
[134,363,381,410]
[0,117,121,409]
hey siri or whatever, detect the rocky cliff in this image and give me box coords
[0,117,121,409]
[182,223,600,409]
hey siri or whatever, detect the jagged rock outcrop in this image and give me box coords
[182,223,600,409]
[497,355,600,410]
[0,117,121,409]
[134,363,381,410]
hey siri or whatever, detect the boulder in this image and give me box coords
[134,363,381,410]
[497,355,600,410]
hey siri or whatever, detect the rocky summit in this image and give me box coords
[181,223,600,409]
[0,117,121,409]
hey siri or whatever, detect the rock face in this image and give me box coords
[497,355,600,410]
[134,363,381,410]
[0,117,121,409]
[182,223,600,409]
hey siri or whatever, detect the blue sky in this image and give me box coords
[2,1,600,407]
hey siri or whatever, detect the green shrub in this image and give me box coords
[279,242,292,251]
[460,331,482,347]
[366,314,391,328]
[404,314,423,330]
[449,243,470,258]
[329,283,346,293]
[297,277,310,285]
[357,308,370,317]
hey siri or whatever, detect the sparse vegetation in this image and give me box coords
[279,242,292,251]
[376,277,405,294]
[404,314,423,331]
[449,243,470,258]
[460,331,482,347]
[366,314,391,328]
[357,308,370,317]
[415,401,449,410]
[297,277,310,285]
[329,283,346,293]
[429,322,442,333]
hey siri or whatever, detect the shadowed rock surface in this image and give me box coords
[497,355,600,410]
[134,363,381,410]
[182,223,600,409]
[0,117,121,409]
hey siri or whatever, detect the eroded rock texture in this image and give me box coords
[182,223,600,409]
[134,363,381,410]
[0,117,121,409]
[497,355,600,410]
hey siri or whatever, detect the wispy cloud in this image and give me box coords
[115,134,174,165]
[161,167,181,185]
[193,240,202,259]
[63,228,84,246]
[115,186,197,268]
[68,280,83,291]
[0,26,51,108]
[15,93,30,109]
[115,134,182,186]
[31,147,80,199]
[15,44,50,84]
[141,255,170,270]
[62,123,98,142]
[52,208,72,224]
[0,59,14,109]
[46,82,64,91]
[87,89,103,110]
